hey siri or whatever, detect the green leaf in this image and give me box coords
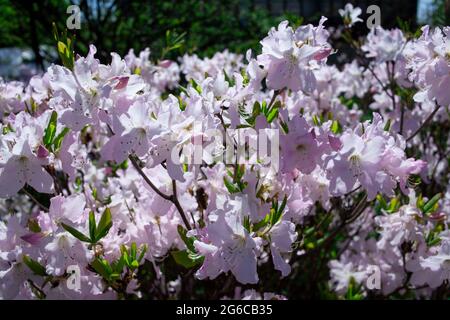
[88,211,96,241]
[331,120,342,134]
[243,215,251,232]
[52,22,59,42]
[416,194,424,210]
[95,208,112,242]
[345,277,363,300]
[130,260,140,269]
[383,119,391,132]
[28,219,41,233]
[266,106,279,123]
[312,114,321,126]
[178,96,187,111]
[189,79,202,94]
[130,242,137,261]
[177,225,196,252]
[269,196,286,226]
[61,223,92,243]
[376,194,388,210]
[23,255,47,276]
[171,250,204,269]
[101,259,113,275]
[91,258,111,280]
[57,41,68,58]
[178,85,189,97]
[252,214,270,232]
[278,195,287,216]
[43,111,58,148]
[261,100,268,115]
[236,164,245,181]
[423,193,441,214]
[112,255,126,274]
[52,127,70,151]
[137,244,147,263]
[223,70,235,87]
[269,208,280,226]
[223,177,239,194]
[265,100,281,122]
[426,230,442,247]
[110,273,121,280]
[122,247,130,266]
[427,236,441,247]
[252,101,261,116]
[279,119,289,133]
[387,197,400,213]
[57,40,74,70]
[53,24,75,70]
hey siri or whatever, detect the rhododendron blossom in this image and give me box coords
[0,4,449,301]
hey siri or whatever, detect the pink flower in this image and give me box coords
[326,130,387,200]
[281,116,321,174]
[101,100,158,163]
[0,138,53,197]
[418,241,450,288]
[362,27,405,62]
[257,18,331,92]
[194,210,259,284]
[269,220,297,277]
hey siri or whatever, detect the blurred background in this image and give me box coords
[0,0,448,80]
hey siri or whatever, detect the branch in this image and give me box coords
[268,89,282,109]
[399,102,405,135]
[171,180,192,230]
[129,155,192,230]
[21,187,49,211]
[128,155,171,201]
[406,103,441,142]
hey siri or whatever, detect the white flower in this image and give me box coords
[339,3,363,27]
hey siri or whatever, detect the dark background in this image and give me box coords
[0,0,448,72]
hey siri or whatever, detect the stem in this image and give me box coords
[388,62,398,123]
[310,192,368,254]
[128,155,171,201]
[406,103,441,142]
[367,66,390,95]
[268,89,281,109]
[345,193,369,223]
[399,103,405,135]
[22,187,49,211]
[129,154,192,230]
[343,184,361,197]
[171,180,192,230]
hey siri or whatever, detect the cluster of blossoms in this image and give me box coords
[0,4,449,300]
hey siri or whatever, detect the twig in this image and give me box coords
[406,103,441,142]
[128,155,172,201]
[171,180,192,230]
[310,192,368,254]
[399,102,405,135]
[129,154,191,230]
[268,89,281,109]
[22,187,49,211]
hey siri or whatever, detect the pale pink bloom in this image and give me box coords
[362,27,406,62]
[0,138,53,197]
[281,116,321,174]
[257,18,331,92]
